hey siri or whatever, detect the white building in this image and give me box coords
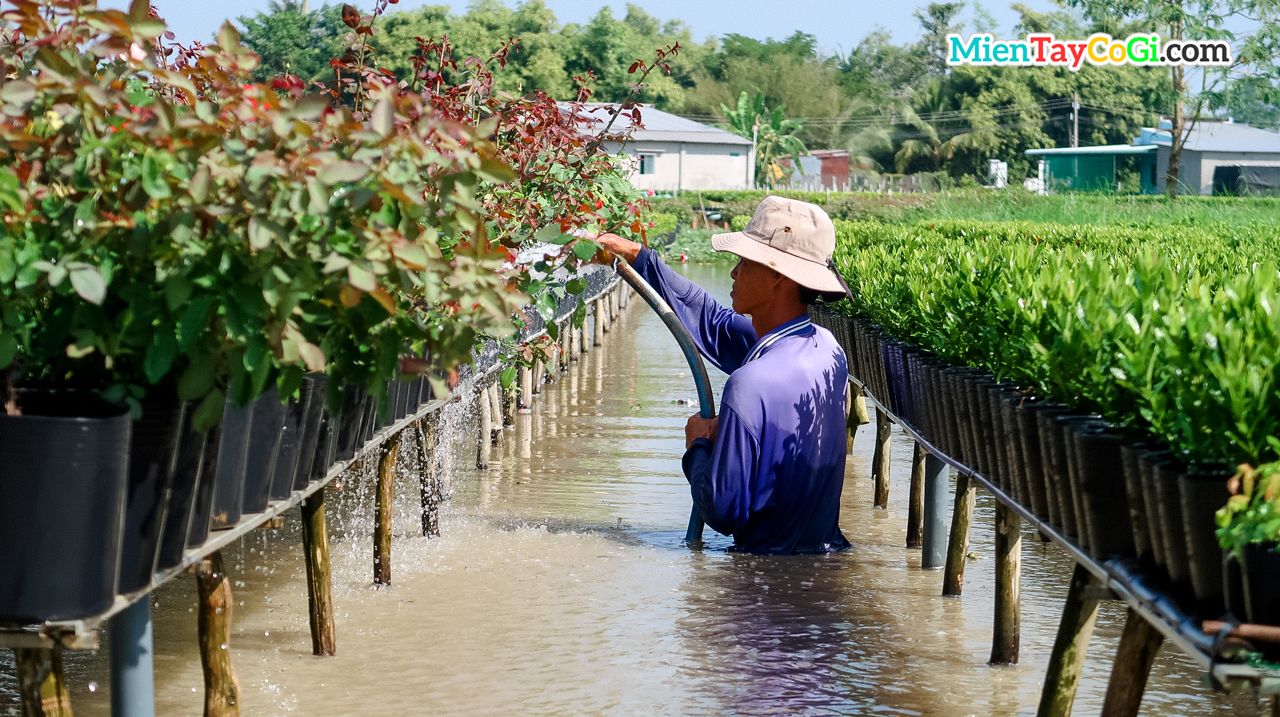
[578,105,756,192]
[1146,120,1280,196]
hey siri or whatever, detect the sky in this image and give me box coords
[129,0,1058,53]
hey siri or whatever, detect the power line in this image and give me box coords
[676,97,1160,130]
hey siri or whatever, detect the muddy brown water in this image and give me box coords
[1,263,1270,715]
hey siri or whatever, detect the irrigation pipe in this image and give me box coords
[612,258,716,543]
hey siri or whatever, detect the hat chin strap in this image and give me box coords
[826,258,855,303]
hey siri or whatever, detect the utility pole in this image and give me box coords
[1071,93,1079,148]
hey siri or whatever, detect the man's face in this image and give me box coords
[729,257,779,316]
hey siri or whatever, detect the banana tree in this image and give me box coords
[720,91,808,189]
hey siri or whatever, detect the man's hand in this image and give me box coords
[592,232,642,265]
[685,414,719,449]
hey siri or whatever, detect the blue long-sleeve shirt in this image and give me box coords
[632,248,851,554]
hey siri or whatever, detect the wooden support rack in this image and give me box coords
[850,377,1280,706]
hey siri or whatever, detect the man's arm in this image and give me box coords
[681,405,758,536]
[596,233,755,374]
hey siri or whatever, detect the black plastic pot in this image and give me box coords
[269,378,316,502]
[939,369,964,461]
[918,361,938,447]
[156,406,209,571]
[242,388,288,515]
[335,385,367,461]
[1118,443,1156,568]
[1137,450,1173,577]
[290,375,328,492]
[985,385,1009,491]
[309,408,339,482]
[1179,463,1233,617]
[1154,459,1193,600]
[967,376,997,479]
[1012,399,1053,523]
[1074,431,1137,560]
[1223,551,1247,620]
[209,398,254,530]
[184,421,222,550]
[1035,405,1076,538]
[1242,542,1280,625]
[1060,416,1106,555]
[0,391,132,623]
[118,399,187,594]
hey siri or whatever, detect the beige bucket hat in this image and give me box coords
[711,196,844,293]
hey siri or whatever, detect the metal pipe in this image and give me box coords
[110,598,155,717]
[613,260,716,542]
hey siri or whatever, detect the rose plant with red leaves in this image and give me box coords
[0,0,524,424]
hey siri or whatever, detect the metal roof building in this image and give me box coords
[1025,120,1280,195]
[576,104,756,192]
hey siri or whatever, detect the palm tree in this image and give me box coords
[721,92,809,189]
[893,78,986,174]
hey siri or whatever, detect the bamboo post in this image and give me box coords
[300,489,336,656]
[907,442,926,549]
[197,551,241,717]
[610,287,619,320]
[478,386,492,469]
[532,359,543,395]
[505,382,517,424]
[579,323,589,354]
[871,409,891,508]
[567,322,578,359]
[991,502,1022,664]
[942,473,976,595]
[520,365,532,409]
[594,299,607,341]
[1036,564,1104,717]
[1099,609,1165,717]
[418,423,440,537]
[488,384,503,444]
[14,647,73,717]
[374,434,399,585]
[921,453,950,569]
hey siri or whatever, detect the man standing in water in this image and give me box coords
[595,197,851,554]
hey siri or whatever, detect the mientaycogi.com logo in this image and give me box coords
[946,33,1233,71]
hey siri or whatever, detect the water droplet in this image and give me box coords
[87,682,98,692]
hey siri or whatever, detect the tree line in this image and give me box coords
[238,0,1280,187]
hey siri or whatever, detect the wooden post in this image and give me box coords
[532,359,543,395]
[374,434,399,585]
[1036,564,1103,717]
[478,386,492,469]
[301,489,336,656]
[871,409,891,508]
[579,323,589,354]
[419,423,440,537]
[505,382,517,424]
[519,365,532,409]
[907,442,926,549]
[594,299,606,343]
[14,647,73,717]
[942,473,976,596]
[197,551,241,717]
[991,502,1022,664]
[1099,609,1165,717]
[848,389,869,453]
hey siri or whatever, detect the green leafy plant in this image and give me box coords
[1216,463,1280,555]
